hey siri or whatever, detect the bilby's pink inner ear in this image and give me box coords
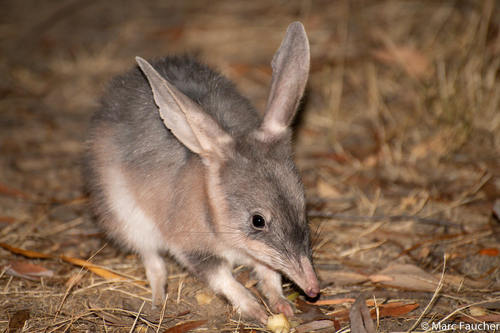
[257,22,310,140]
[136,56,233,161]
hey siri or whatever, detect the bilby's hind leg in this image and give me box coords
[253,263,293,317]
[98,164,168,307]
[142,252,167,307]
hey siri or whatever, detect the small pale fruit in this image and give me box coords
[267,313,290,333]
[195,292,214,305]
[469,306,487,317]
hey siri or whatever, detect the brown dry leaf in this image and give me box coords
[295,320,334,333]
[311,298,385,307]
[312,298,356,306]
[317,270,368,285]
[369,263,439,292]
[5,260,54,280]
[442,274,490,289]
[60,255,128,281]
[376,302,419,317]
[478,248,499,256]
[458,314,500,323]
[8,309,30,332]
[349,296,375,333]
[368,274,393,283]
[0,182,32,199]
[0,243,52,259]
[295,298,331,322]
[333,301,419,321]
[0,243,133,281]
[163,319,207,333]
[372,45,430,79]
[0,216,16,224]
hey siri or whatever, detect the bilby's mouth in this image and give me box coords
[284,256,320,298]
[241,240,320,297]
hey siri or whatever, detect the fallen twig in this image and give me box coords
[308,211,461,228]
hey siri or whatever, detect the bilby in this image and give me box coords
[85,22,319,324]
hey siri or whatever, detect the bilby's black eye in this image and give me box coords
[251,214,266,230]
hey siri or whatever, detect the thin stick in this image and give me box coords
[52,278,77,324]
[73,279,149,295]
[103,316,109,333]
[53,243,108,323]
[308,211,461,228]
[176,279,184,304]
[156,293,169,333]
[373,295,380,331]
[407,254,447,332]
[129,301,145,333]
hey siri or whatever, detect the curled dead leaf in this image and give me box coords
[5,261,54,280]
[0,242,141,282]
[0,216,16,224]
[458,314,500,323]
[368,274,393,283]
[8,309,30,332]
[478,248,499,256]
[317,270,368,285]
[331,301,419,321]
[0,242,52,259]
[311,298,356,306]
[60,255,134,281]
[295,320,334,333]
[370,264,439,292]
[163,320,207,333]
[349,295,375,333]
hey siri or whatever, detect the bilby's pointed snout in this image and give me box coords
[300,256,320,297]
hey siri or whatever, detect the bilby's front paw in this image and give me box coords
[270,297,294,318]
[150,284,166,309]
[239,299,268,325]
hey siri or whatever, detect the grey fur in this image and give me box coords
[85,22,318,323]
[185,251,225,275]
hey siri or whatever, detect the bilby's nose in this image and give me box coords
[300,256,320,297]
[305,285,320,298]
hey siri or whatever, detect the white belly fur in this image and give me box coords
[104,166,166,255]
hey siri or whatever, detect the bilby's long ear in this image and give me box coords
[257,22,310,140]
[136,57,233,161]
